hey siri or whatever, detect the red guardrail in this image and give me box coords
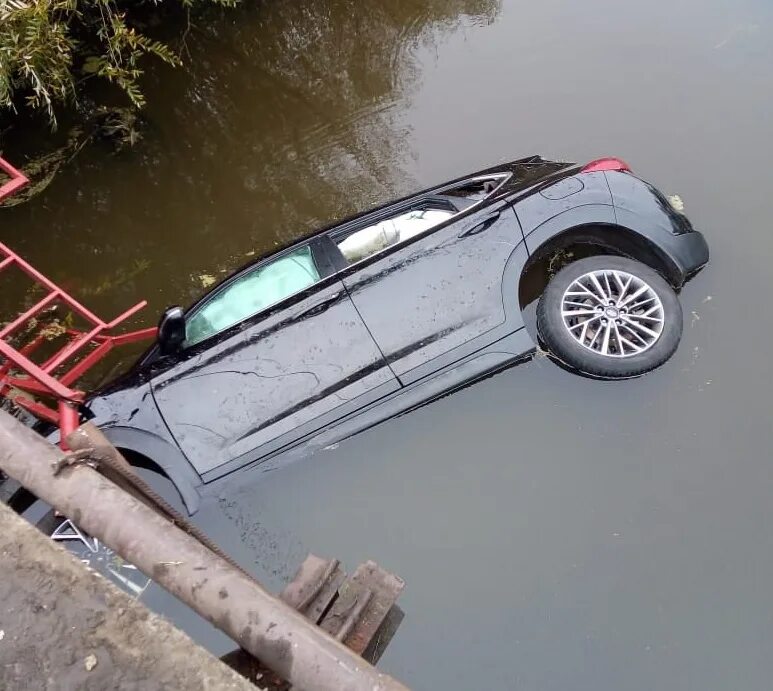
[0,157,157,444]
[0,157,29,202]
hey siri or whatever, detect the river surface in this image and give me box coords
[3,0,773,688]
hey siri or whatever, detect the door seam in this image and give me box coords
[341,282,402,384]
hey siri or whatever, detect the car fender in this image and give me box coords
[522,203,618,257]
[500,239,533,331]
[606,208,691,284]
[99,425,202,515]
[523,202,688,285]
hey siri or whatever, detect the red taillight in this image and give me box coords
[581,157,632,173]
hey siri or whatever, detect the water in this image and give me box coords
[3,0,773,688]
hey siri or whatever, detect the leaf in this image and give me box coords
[81,55,102,74]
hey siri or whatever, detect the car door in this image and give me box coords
[332,191,526,383]
[151,240,399,477]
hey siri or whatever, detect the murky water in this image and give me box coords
[4,0,773,688]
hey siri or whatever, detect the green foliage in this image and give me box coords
[0,0,235,126]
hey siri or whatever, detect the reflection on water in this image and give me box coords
[0,0,500,330]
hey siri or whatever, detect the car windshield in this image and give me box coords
[185,245,320,346]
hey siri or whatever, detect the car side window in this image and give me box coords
[185,245,321,346]
[333,174,508,265]
[336,205,455,265]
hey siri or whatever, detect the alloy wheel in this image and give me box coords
[560,269,665,357]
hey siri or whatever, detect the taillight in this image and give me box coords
[581,157,632,173]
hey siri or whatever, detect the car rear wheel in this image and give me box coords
[536,255,683,378]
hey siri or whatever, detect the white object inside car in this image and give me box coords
[337,208,454,264]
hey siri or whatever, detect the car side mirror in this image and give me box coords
[157,306,186,355]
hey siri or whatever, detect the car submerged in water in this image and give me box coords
[83,156,708,513]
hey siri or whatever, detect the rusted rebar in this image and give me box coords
[0,411,409,691]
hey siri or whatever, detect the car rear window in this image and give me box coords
[334,173,509,265]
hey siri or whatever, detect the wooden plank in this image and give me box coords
[342,561,406,656]
[319,580,374,642]
[280,554,340,613]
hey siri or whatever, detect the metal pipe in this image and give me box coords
[0,411,410,691]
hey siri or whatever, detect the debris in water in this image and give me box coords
[199,274,216,288]
[0,629,4,641]
[84,653,98,671]
[39,320,67,341]
[714,24,760,50]
[667,194,685,213]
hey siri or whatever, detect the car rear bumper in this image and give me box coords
[604,171,709,286]
[661,228,710,284]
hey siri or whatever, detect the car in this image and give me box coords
[83,156,709,513]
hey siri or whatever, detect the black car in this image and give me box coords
[85,156,709,513]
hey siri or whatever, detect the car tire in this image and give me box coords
[536,255,683,378]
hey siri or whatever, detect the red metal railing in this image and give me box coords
[0,157,157,443]
[0,157,28,202]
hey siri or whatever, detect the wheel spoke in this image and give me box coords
[600,320,613,354]
[588,273,609,302]
[565,287,605,304]
[568,315,600,331]
[613,271,633,301]
[612,321,637,355]
[640,305,663,318]
[618,284,649,308]
[579,317,594,343]
[562,308,599,317]
[587,322,602,350]
[626,295,657,311]
[628,314,663,323]
[621,315,660,339]
[603,272,613,301]
[618,320,650,347]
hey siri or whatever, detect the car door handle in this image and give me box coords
[458,211,501,237]
[296,292,342,319]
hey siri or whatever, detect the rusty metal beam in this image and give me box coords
[0,411,410,691]
[223,555,406,689]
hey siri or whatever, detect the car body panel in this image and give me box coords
[152,280,398,475]
[83,384,202,514]
[604,170,709,283]
[524,203,618,256]
[516,171,613,237]
[207,327,536,484]
[339,200,525,382]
